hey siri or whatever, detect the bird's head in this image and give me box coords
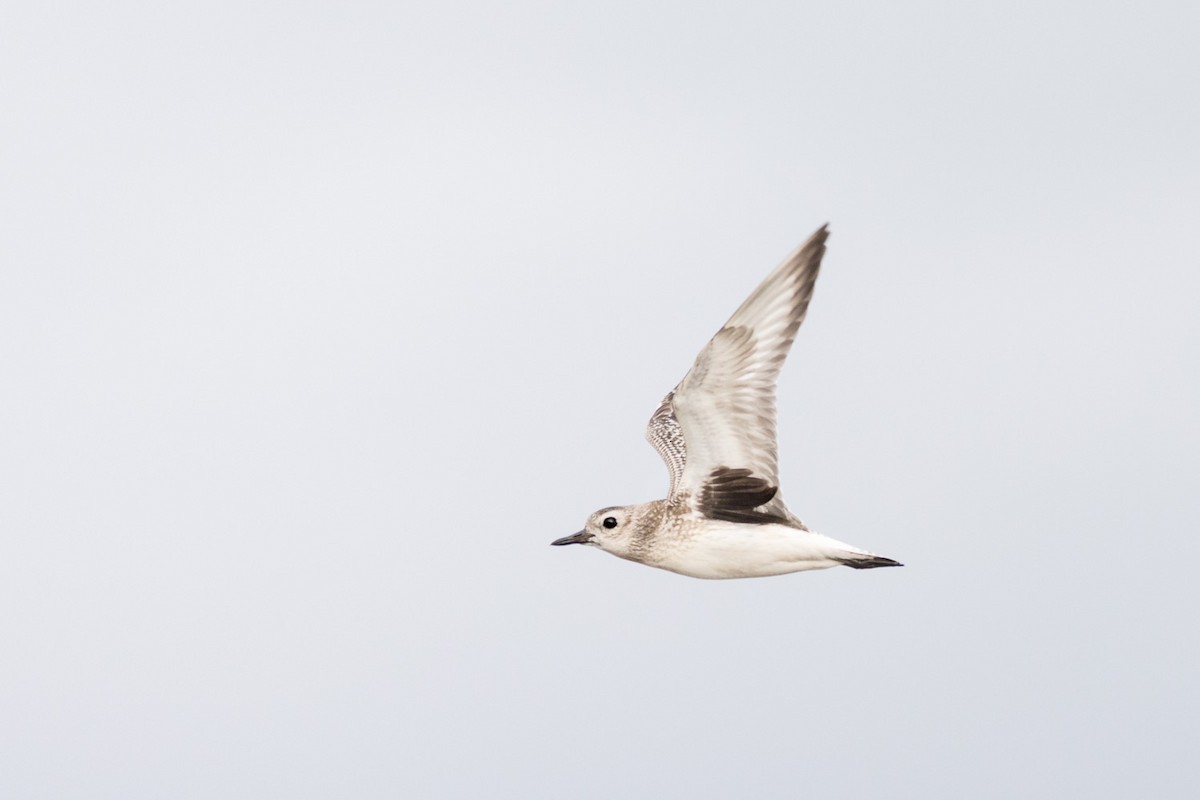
[551,505,638,555]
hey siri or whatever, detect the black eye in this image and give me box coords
[602,516,618,529]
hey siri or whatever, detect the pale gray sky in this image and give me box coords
[2,1,1198,797]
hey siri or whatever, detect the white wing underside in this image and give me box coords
[644,226,828,527]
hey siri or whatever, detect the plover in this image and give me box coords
[552,225,902,579]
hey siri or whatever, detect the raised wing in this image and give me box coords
[644,225,828,525]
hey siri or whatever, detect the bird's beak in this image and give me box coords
[551,530,594,546]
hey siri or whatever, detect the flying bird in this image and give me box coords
[552,226,902,579]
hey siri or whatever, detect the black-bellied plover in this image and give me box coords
[552,226,902,579]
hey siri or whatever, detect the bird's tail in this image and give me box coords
[834,552,904,569]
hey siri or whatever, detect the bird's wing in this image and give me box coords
[644,225,828,525]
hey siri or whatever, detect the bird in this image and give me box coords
[552,225,902,579]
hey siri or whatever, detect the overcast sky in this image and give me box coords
[2,1,1198,797]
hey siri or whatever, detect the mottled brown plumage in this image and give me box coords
[553,226,902,579]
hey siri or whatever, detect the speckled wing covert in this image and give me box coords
[644,225,828,527]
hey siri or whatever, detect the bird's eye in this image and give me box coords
[602,516,618,529]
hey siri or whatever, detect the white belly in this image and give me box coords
[648,521,872,579]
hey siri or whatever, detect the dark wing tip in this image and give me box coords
[836,555,904,569]
[805,223,830,250]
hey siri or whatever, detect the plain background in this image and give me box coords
[2,1,1198,797]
